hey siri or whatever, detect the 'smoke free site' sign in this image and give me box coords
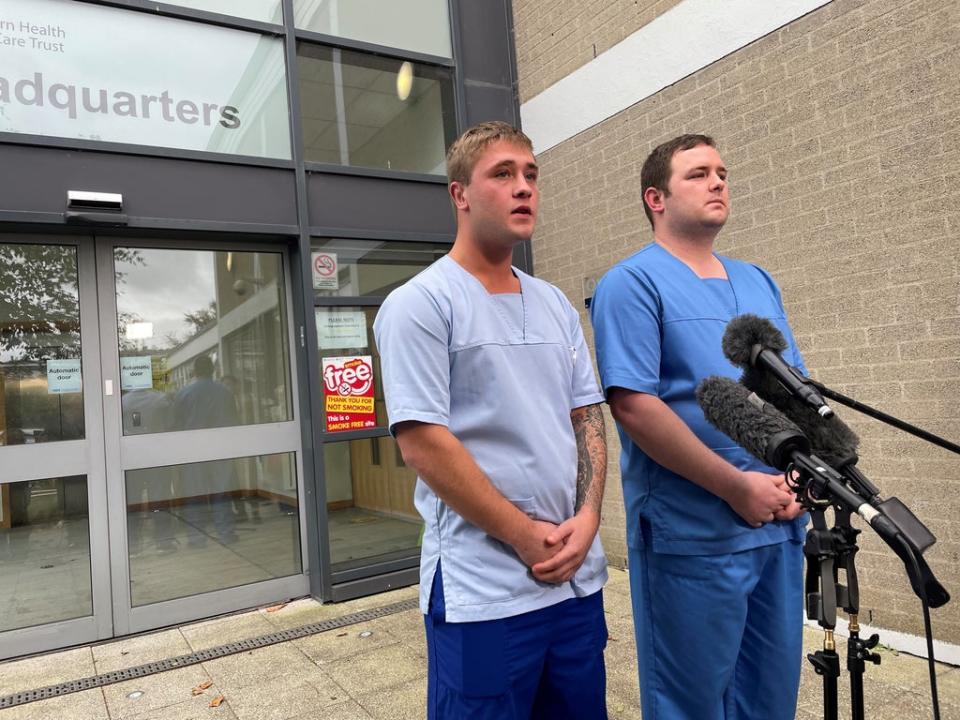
[322,356,376,432]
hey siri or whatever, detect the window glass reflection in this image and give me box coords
[310,239,447,298]
[293,0,451,58]
[115,247,292,435]
[163,0,283,23]
[325,437,421,571]
[2,1,291,159]
[0,243,85,446]
[126,453,300,607]
[298,45,456,173]
[0,476,92,632]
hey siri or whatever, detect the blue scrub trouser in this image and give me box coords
[424,568,608,720]
[629,536,804,720]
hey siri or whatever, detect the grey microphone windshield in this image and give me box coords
[722,313,787,366]
[696,375,809,471]
[740,365,860,468]
[722,313,834,418]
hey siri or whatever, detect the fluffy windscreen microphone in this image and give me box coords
[722,314,834,418]
[721,313,788,365]
[696,375,809,471]
[701,382,949,606]
[740,365,860,469]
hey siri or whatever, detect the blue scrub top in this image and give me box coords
[374,255,607,622]
[591,243,807,555]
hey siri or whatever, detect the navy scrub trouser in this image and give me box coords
[629,537,804,720]
[424,568,608,720]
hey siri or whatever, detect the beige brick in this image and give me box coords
[522,0,960,642]
[513,0,685,102]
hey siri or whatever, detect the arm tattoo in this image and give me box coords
[571,403,607,515]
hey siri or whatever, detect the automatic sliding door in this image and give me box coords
[0,237,111,660]
[99,241,306,633]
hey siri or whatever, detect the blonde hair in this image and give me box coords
[446,121,534,185]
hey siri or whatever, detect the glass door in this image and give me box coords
[0,235,310,660]
[0,236,113,660]
[96,240,308,635]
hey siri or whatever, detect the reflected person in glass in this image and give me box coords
[173,355,239,547]
[122,387,177,554]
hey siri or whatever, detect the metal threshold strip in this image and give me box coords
[0,598,420,709]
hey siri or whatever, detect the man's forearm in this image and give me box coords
[608,389,741,501]
[394,422,552,560]
[571,403,606,516]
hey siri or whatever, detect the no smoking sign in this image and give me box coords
[311,251,339,290]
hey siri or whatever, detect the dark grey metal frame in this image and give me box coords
[0,0,527,632]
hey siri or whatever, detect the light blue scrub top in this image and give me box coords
[374,255,608,622]
[591,243,807,555]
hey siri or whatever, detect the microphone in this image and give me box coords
[695,374,810,471]
[740,359,860,469]
[696,376,884,528]
[722,314,834,418]
[732,318,878,497]
[698,375,950,608]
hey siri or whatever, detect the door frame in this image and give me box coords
[93,235,309,636]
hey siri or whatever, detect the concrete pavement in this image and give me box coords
[0,568,956,719]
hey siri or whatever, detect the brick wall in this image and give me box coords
[512,0,683,103]
[517,0,960,643]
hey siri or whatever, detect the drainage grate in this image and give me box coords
[0,598,420,709]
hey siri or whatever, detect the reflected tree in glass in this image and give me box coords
[0,244,84,444]
[0,245,81,362]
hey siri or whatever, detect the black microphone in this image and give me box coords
[722,313,834,419]
[695,374,810,471]
[698,376,950,608]
[740,360,860,469]
[696,376,885,528]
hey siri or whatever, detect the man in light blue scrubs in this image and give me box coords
[374,122,609,719]
[591,134,807,720]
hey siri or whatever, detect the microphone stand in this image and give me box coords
[809,378,960,457]
[807,376,960,720]
[802,499,879,720]
[788,450,949,720]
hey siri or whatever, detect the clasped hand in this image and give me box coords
[515,510,600,584]
[728,470,804,527]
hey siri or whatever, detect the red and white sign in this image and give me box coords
[322,355,376,432]
[311,251,339,290]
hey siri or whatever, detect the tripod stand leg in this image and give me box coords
[808,630,841,720]
[847,615,881,720]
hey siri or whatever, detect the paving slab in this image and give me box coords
[199,643,321,695]
[354,675,427,720]
[295,622,403,666]
[123,693,239,720]
[101,666,217,719]
[180,611,277,653]
[322,642,426,697]
[222,670,351,720]
[0,687,108,720]
[361,610,426,651]
[287,698,373,719]
[0,646,95,695]
[256,598,353,631]
[92,627,193,674]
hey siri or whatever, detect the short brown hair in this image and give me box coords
[446,121,534,186]
[640,134,717,229]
